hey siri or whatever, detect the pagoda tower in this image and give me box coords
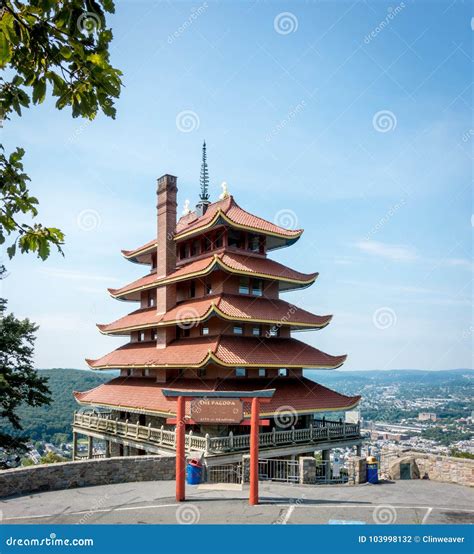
[74,150,361,462]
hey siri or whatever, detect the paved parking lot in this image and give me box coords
[1,480,473,525]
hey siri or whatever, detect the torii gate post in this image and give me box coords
[175,395,185,502]
[162,389,275,505]
[249,396,260,506]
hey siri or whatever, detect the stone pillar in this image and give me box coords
[322,449,330,481]
[105,440,111,458]
[299,457,316,484]
[347,456,367,485]
[87,435,93,459]
[72,432,78,461]
[242,454,250,484]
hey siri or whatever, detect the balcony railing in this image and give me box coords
[73,412,361,456]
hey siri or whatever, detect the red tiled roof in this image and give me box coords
[86,336,218,369]
[97,307,162,334]
[86,336,346,369]
[108,271,157,298]
[216,295,331,328]
[108,253,317,299]
[175,196,303,240]
[74,376,360,417]
[124,196,303,263]
[218,252,316,282]
[159,252,317,286]
[121,239,157,260]
[214,337,346,368]
[175,197,231,235]
[98,294,332,335]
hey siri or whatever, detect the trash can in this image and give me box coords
[366,456,379,484]
[186,459,203,485]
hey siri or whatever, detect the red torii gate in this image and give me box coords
[162,388,275,506]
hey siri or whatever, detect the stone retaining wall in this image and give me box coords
[0,455,175,498]
[380,449,474,487]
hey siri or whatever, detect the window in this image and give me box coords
[248,234,260,252]
[205,280,213,295]
[178,327,191,338]
[215,232,224,248]
[252,326,261,337]
[137,331,145,342]
[233,325,243,335]
[189,281,196,298]
[201,326,210,336]
[251,279,263,297]
[258,368,266,378]
[228,229,243,249]
[147,292,155,307]
[198,368,206,378]
[239,276,250,295]
[179,243,189,259]
[126,368,131,377]
[151,329,157,341]
[203,235,212,252]
[278,368,288,377]
[235,367,246,377]
[191,240,200,256]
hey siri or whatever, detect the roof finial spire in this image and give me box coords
[196,140,211,216]
[199,140,210,202]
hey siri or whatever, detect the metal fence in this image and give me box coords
[205,463,242,484]
[313,460,350,484]
[258,458,300,483]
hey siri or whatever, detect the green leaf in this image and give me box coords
[32,80,47,105]
[0,32,12,68]
[59,46,72,59]
[6,244,16,259]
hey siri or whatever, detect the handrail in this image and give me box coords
[73,413,360,455]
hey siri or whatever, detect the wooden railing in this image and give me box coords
[73,413,360,455]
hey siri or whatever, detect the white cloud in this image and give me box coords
[37,267,120,283]
[354,240,417,261]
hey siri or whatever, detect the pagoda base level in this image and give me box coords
[72,412,363,463]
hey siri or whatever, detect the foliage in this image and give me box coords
[40,450,66,464]
[0,0,122,259]
[0,368,111,444]
[0,266,51,450]
[21,456,34,466]
[421,426,472,447]
[449,448,474,460]
[0,146,64,259]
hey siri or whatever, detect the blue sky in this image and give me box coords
[1,0,472,371]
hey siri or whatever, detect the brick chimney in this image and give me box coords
[156,175,177,352]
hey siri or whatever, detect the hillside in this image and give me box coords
[1,368,471,445]
[0,369,112,445]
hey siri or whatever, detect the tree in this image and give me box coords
[0,265,51,449]
[0,0,122,259]
[40,451,66,464]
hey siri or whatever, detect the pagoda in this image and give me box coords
[73,144,361,465]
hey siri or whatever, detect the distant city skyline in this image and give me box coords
[1,1,471,371]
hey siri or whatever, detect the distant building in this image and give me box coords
[418,412,437,422]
